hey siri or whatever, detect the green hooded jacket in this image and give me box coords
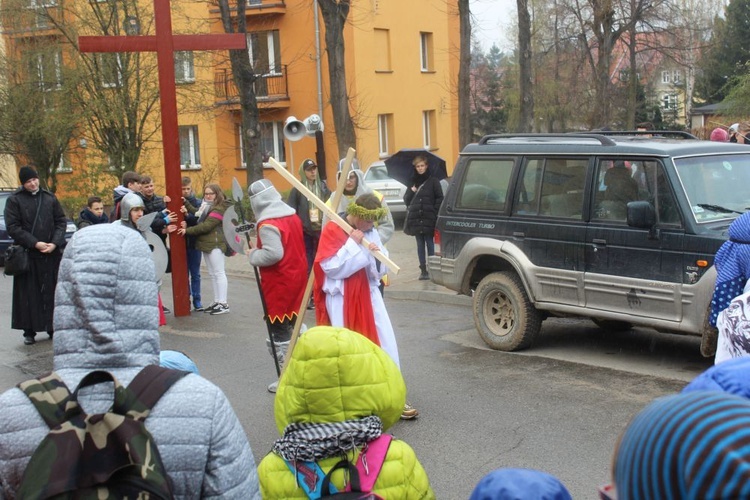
[258,326,434,499]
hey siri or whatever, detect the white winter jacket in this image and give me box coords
[0,224,260,499]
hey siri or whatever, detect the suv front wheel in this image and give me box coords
[473,271,542,351]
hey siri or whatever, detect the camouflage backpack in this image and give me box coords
[16,365,187,499]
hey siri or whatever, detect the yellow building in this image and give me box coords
[3,0,461,198]
[205,0,461,192]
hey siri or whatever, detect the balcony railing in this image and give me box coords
[214,65,289,103]
[208,0,286,16]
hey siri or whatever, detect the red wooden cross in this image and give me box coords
[79,0,246,317]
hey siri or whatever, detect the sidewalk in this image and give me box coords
[218,228,471,307]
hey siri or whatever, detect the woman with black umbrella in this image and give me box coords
[403,155,444,280]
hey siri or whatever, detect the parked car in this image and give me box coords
[0,188,76,265]
[363,161,407,220]
[429,131,750,356]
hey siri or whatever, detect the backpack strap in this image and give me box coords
[117,365,188,420]
[352,434,392,492]
[283,459,339,499]
[18,372,76,429]
[322,459,361,496]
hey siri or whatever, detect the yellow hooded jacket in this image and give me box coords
[258,326,434,499]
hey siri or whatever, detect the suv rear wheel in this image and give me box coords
[473,271,542,351]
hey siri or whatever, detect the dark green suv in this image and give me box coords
[429,132,750,356]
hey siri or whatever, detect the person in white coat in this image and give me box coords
[313,193,418,420]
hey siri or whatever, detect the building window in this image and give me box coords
[672,69,682,84]
[57,154,71,173]
[30,50,62,91]
[237,122,286,168]
[378,114,394,157]
[422,110,436,149]
[661,70,670,84]
[98,53,123,88]
[28,0,56,27]
[174,51,194,84]
[420,32,433,72]
[260,121,285,166]
[248,30,281,75]
[179,125,201,169]
[374,28,391,71]
[661,93,677,110]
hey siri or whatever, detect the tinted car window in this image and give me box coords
[456,159,513,211]
[592,159,680,225]
[514,158,587,219]
[0,194,7,214]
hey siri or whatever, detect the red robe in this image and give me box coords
[313,223,380,346]
[256,215,307,323]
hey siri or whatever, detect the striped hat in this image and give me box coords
[614,391,750,499]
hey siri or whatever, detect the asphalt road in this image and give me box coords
[0,269,713,498]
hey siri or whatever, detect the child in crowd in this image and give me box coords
[177,183,231,315]
[180,176,203,311]
[469,468,572,500]
[314,193,418,420]
[258,326,433,499]
[110,171,142,221]
[76,196,109,229]
[247,180,307,392]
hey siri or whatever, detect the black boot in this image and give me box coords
[419,264,429,280]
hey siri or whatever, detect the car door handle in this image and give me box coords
[592,238,607,246]
[513,231,525,240]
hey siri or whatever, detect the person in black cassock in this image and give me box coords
[3,165,67,345]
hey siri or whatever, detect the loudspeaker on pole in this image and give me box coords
[283,116,306,142]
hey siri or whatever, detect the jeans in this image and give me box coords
[187,247,202,302]
[415,232,435,267]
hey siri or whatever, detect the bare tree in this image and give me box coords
[317,0,356,158]
[458,0,472,147]
[0,40,81,191]
[216,0,263,185]
[517,0,534,132]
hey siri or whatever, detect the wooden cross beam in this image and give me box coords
[79,0,246,317]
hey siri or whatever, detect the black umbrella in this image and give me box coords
[384,149,447,188]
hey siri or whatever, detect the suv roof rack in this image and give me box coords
[576,130,698,140]
[478,133,617,146]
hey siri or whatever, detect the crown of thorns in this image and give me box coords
[346,203,387,221]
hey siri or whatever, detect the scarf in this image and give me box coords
[195,200,213,223]
[410,169,431,189]
[272,416,383,462]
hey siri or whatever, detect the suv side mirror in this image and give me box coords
[627,201,656,228]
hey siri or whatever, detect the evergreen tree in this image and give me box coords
[695,0,750,102]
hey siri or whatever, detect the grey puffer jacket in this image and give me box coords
[0,224,260,500]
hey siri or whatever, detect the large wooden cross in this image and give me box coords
[79,0,246,317]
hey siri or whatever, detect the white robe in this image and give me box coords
[320,228,400,369]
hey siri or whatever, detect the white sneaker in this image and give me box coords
[267,380,279,393]
[210,303,230,315]
[202,303,219,313]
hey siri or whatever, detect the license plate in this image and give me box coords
[382,189,401,197]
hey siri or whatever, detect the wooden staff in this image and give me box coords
[280,149,356,374]
[269,157,400,273]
